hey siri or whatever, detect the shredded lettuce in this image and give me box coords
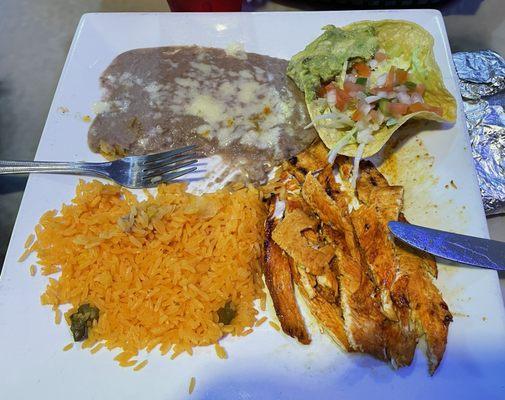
[350,142,367,189]
[327,127,357,165]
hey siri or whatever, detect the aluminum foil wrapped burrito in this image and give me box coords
[453,50,505,215]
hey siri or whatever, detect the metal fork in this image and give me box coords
[0,145,201,189]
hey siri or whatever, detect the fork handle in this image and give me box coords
[0,160,109,178]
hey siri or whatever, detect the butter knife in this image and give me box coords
[388,221,505,271]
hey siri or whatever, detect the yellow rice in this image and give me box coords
[260,297,266,311]
[241,328,254,336]
[25,233,35,248]
[255,316,268,327]
[29,264,37,276]
[62,343,74,351]
[189,377,196,394]
[160,342,172,356]
[133,359,148,371]
[269,321,281,331]
[90,343,104,354]
[114,350,137,363]
[54,308,62,325]
[18,247,32,262]
[32,180,266,358]
[120,359,137,368]
[171,348,184,360]
[81,339,97,350]
[214,343,227,359]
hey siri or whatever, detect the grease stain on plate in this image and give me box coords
[371,125,468,233]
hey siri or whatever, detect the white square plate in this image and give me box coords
[1,11,505,399]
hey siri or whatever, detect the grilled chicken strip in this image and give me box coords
[351,185,404,321]
[357,161,437,278]
[272,208,334,276]
[392,240,452,374]
[309,170,421,367]
[357,161,451,373]
[316,164,353,211]
[356,160,390,204]
[283,139,329,183]
[264,201,311,345]
[275,176,351,351]
[302,173,389,360]
[292,261,351,351]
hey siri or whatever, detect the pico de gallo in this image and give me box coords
[301,51,444,182]
[287,23,456,187]
[309,51,443,149]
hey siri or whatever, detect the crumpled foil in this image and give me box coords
[453,50,505,215]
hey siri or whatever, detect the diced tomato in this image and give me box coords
[395,68,408,84]
[344,80,365,94]
[408,102,443,116]
[335,87,351,111]
[415,83,426,96]
[317,82,336,97]
[351,109,363,122]
[354,62,371,78]
[324,82,336,92]
[385,66,396,90]
[375,51,387,62]
[388,102,409,117]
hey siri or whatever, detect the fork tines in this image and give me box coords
[138,145,203,186]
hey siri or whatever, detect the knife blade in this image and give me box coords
[388,221,505,271]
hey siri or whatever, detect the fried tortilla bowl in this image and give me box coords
[298,20,457,158]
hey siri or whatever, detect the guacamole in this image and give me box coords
[287,25,378,102]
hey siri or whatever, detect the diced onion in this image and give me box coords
[355,120,368,131]
[411,92,424,104]
[368,59,378,70]
[377,91,396,99]
[358,102,373,116]
[345,74,357,83]
[395,85,408,92]
[326,90,337,105]
[357,128,374,144]
[376,73,387,87]
[273,199,286,219]
[365,95,382,103]
[355,91,367,101]
[350,142,367,189]
[376,110,385,125]
[397,91,412,105]
[369,123,380,132]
